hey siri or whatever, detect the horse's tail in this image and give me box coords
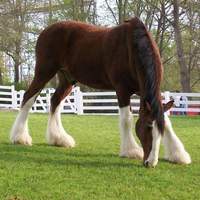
[131,17,164,134]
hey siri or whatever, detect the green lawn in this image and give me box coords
[0,111,199,200]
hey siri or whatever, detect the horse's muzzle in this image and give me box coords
[143,161,149,168]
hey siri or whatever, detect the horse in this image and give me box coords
[10,17,191,167]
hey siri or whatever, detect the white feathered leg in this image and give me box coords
[46,100,75,147]
[119,106,143,159]
[162,113,191,164]
[145,121,161,167]
[10,94,37,145]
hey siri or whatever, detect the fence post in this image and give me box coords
[46,89,51,113]
[19,90,25,108]
[11,85,17,109]
[74,87,83,115]
[164,91,171,116]
[20,90,25,101]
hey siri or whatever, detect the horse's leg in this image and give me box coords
[162,113,191,164]
[46,72,75,147]
[144,121,161,167]
[119,106,144,159]
[10,75,51,145]
[10,93,37,145]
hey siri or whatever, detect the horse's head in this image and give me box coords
[135,100,173,167]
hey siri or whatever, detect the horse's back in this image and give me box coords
[37,20,109,46]
[36,20,107,64]
[34,18,157,92]
[35,20,115,89]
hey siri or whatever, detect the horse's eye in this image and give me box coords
[145,123,153,131]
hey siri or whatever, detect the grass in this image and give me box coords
[0,111,200,200]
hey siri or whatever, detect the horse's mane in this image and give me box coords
[131,17,164,134]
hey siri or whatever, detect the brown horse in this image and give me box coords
[10,17,191,167]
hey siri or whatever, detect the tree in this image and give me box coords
[172,0,190,92]
[47,0,97,24]
[184,0,200,91]
[0,0,200,92]
[0,0,42,84]
[0,0,26,83]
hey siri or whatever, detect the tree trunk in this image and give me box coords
[14,37,21,83]
[14,59,20,83]
[173,0,190,92]
[0,67,2,85]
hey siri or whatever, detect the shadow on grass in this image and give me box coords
[0,142,144,169]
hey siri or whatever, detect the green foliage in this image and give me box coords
[12,82,29,91]
[1,0,200,91]
[0,112,199,199]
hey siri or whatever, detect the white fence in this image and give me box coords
[0,85,200,115]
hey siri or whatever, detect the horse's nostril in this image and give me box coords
[144,161,149,168]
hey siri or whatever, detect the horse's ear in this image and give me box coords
[163,100,174,113]
[145,101,151,112]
